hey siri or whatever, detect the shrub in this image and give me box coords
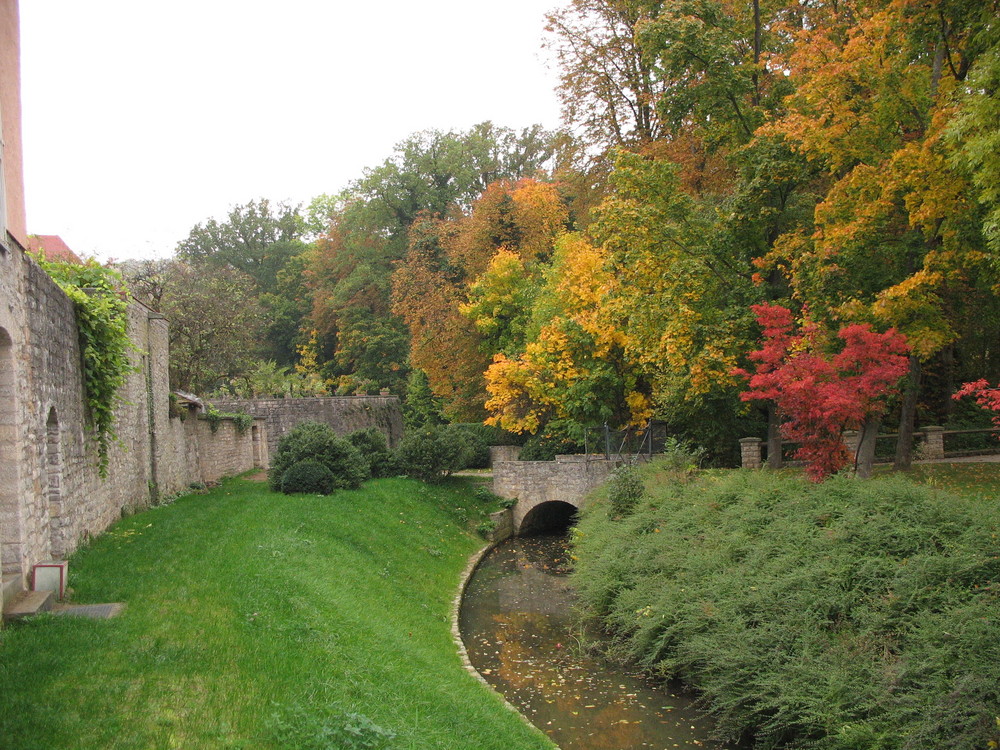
[519,428,583,461]
[573,470,1000,749]
[450,426,491,469]
[452,422,526,446]
[269,421,369,492]
[658,437,705,473]
[605,463,645,519]
[280,459,336,495]
[395,426,470,483]
[347,427,399,478]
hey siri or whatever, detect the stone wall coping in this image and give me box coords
[212,395,398,404]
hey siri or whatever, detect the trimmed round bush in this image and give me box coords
[347,427,398,478]
[269,421,369,492]
[396,426,470,483]
[280,459,336,495]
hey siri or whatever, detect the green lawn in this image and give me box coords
[893,460,1000,500]
[0,476,553,750]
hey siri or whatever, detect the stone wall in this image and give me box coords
[0,245,264,588]
[492,455,621,533]
[489,445,521,465]
[210,396,404,455]
[193,416,268,484]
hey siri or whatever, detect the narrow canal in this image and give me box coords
[459,533,727,749]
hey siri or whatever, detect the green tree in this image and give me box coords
[544,0,665,152]
[306,124,559,398]
[158,262,267,393]
[176,199,306,290]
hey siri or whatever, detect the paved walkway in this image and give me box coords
[916,454,1000,464]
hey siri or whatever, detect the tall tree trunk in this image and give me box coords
[855,414,882,479]
[751,0,762,106]
[767,403,783,468]
[942,343,955,418]
[894,356,922,470]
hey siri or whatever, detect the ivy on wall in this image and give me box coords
[203,406,253,434]
[36,257,136,477]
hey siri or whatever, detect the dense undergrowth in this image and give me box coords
[572,464,1000,749]
[0,476,551,750]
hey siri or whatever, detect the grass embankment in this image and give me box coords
[573,462,1000,750]
[0,476,554,750]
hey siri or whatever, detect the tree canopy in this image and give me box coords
[129,1,999,472]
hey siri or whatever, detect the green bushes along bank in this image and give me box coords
[572,466,1000,749]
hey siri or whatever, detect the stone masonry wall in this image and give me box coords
[0,245,263,588]
[193,417,267,484]
[210,396,404,456]
[492,455,620,532]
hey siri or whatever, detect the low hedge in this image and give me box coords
[572,468,1000,749]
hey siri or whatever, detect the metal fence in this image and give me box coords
[583,421,670,461]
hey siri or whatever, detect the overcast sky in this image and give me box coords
[20,1,564,262]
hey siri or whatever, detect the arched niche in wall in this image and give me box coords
[46,407,65,559]
[0,326,23,577]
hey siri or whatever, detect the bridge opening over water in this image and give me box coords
[518,500,578,536]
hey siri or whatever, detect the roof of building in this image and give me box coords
[26,235,83,264]
[172,391,205,410]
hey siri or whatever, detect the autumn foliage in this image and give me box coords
[953,380,1000,430]
[736,304,910,480]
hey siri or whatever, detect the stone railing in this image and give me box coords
[739,426,1000,469]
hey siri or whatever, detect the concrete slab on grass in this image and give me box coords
[51,603,126,620]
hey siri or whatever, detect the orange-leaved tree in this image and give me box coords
[483,233,650,435]
[758,0,997,468]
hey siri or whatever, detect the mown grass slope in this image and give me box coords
[0,476,553,750]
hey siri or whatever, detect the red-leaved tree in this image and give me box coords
[953,381,1000,429]
[735,304,910,481]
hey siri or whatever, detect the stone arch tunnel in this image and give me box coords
[517,500,579,536]
[492,453,622,537]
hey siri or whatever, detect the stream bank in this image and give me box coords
[459,534,728,749]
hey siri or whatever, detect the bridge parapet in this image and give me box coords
[493,456,622,534]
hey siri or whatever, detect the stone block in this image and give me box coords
[3,589,54,621]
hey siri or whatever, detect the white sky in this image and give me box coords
[20,1,564,262]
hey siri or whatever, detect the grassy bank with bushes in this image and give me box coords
[572,462,1000,749]
[0,476,553,750]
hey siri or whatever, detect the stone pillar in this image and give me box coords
[487,508,513,542]
[842,430,860,457]
[739,437,763,469]
[922,426,945,460]
[489,445,521,465]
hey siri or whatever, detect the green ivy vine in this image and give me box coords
[37,257,135,477]
[203,406,253,434]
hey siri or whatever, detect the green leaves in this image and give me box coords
[37,258,134,477]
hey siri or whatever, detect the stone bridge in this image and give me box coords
[490,453,623,537]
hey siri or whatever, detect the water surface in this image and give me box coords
[460,535,726,749]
